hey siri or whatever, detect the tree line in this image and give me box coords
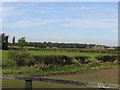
[1,33,119,50]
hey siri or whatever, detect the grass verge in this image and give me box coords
[3,64,119,76]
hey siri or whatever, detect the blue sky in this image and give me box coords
[1,2,118,46]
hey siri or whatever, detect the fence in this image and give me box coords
[1,75,119,89]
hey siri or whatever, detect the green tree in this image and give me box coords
[0,33,9,50]
[12,36,15,45]
[18,37,26,47]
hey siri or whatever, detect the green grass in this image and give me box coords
[2,50,10,65]
[27,50,103,56]
[2,79,89,88]
[2,64,119,75]
[2,50,107,65]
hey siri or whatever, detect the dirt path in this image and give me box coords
[2,68,119,88]
[41,68,119,84]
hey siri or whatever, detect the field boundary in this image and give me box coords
[1,75,119,89]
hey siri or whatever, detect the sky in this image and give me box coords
[1,0,119,2]
[0,2,118,46]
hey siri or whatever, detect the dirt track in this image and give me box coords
[2,68,119,88]
[40,68,119,84]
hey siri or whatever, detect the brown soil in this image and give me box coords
[42,68,119,84]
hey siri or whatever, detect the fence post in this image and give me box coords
[25,79,32,90]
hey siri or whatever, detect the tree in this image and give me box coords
[12,36,15,45]
[18,37,26,47]
[0,33,9,50]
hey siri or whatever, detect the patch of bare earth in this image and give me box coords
[43,68,119,84]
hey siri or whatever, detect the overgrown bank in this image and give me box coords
[2,50,120,75]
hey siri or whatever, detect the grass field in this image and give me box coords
[2,50,109,65]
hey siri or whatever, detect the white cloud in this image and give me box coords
[0,7,15,18]
[60,19,117,29]
[66,6,93,11]
[2,18,117,29]
[79,14,117,20]
[0,7,15,27]
[3,19,58,28]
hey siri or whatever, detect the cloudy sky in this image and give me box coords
[1,2,118,46]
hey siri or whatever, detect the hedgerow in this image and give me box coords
[95,55,118,62]
[6,50,119,70]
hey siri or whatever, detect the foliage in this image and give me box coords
[95,55,118,62]
[2,50,104,66]
[74,56,91,64]
[8,46,118,54]
[0,33,9,50]
[12,36,15,45]
[88,60,103,67]
[8,50,30,66]
[18,37,26,47]
[4,50,119,68]
[33,55,73,66]
[3,49,119,75]
[9,40,111,49]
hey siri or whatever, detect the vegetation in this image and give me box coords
[1,33,119,76]
[2,50,119,75]
[95,55,119,62]
[0,33,9,50]
[2,50,107,66]
[12,36,15,45]
[18,37,26,47]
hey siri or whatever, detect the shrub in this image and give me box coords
[2,61,16,67]
[95,55,118,62]
[72,59,81,66]
[8,50,30,66]
[88,60,103,67]
[25,57,35,66]
[74,56,91,64]
[32,55,73,66]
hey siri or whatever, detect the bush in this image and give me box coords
[2,61,15,67]
[88,60,103,67]
[95,55,118,62]
[72,59,81,66]
[74,56,91,64]
[8,50,30,66]
[32,55,73,66]
[25,57,35,66]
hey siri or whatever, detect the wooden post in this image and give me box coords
[25,80,32,90]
